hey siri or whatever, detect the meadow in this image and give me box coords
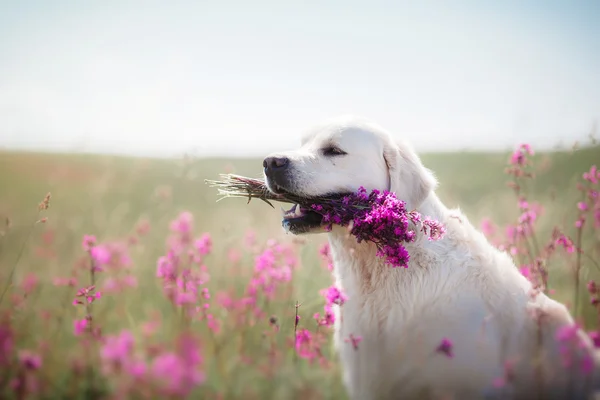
[0,139,599,399]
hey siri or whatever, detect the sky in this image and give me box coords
[0,0,599,157]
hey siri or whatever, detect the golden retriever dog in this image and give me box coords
[262,115,600,400]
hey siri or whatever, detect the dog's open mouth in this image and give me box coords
[280,203,324,234]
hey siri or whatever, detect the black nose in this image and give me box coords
[263,156,289,170]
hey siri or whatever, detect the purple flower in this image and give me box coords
[100,330,135,364]
[307,187,445,268]
[436,338,454,358]
[321,286,347,306]
[194,233,212,256]
[18,350,42,370]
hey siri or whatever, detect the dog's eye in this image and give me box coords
[322,146,347,157]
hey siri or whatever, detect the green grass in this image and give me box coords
[0,144,599,399]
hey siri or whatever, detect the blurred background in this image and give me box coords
[1,0,599,157]
[1,2,599,398]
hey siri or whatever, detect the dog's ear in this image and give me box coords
[383,139,437,210]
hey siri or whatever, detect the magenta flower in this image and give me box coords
[101,330,135,363]
[170,211,194,234]
[345,334,363,350]
[150,334,205,396]
[583,165,598,184]
[18,350,42,370]
[82,234,97,251]
[295,329,315,360]
[309,187,445,268]
[321,286,347,306]
[73,319,88,336]
[509,143,534,166]
[90,245,111,265]
[588,331,600,348]
[556,234,575,254]
[480,218,496,237]
[194,233,212,256]
[314,304,335,327]
[436,338,454,358]
[0,325,13,366]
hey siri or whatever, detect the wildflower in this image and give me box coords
[151,335,204,396]
[583,165,598,184]
[194,233,212,256]
[588,331,600,348]
[0,325,13,366]
[345,334,362,350]
[321,286,347,306]
[436,338,454,358]
[314,304,335,327]
[73,319,88,336]
[18,350,42,370]
[509,144,534,166]
[82,235,97,251]
[100,330,135,364]
[295,329,315,360]
[170,211,193,234]
[555,234,575,254]
[421,217,447,241]
[588,281,597,295]
[90,245,111,265]
[480,218,496,237]
[21,273,38,294]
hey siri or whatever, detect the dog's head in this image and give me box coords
[263,115,437,234]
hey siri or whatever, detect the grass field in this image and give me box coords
[0,141,599,399]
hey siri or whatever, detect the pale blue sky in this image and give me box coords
[0,0,599,157]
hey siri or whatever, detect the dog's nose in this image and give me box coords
[263,156,289,170]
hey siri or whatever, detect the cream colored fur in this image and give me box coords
[265,115,600,400]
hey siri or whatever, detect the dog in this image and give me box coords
[262,115,600,399]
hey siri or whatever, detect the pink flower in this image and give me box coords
[578,202,589,211]
[0,326,13,366]
[18,350,42,370]
[295,329,315,360]
[73,319,88,336]
[587,281,598,295]
[314,304,335,327]
[520,266,531,281]
[345,334,363,350]
[151,335,204,396]
[170,211,194,234]
[583,165,598,184]
[321,285,348,306]
[90,245,111,265]
[588,331,600,348]
[556,234,575,254]
[509,144,534,166]
[100,330,135,364]
[194,233,212,256]
[436,338,454,358]
[82,234,97,251]
[21,273,38,294]
[480,218,496,237]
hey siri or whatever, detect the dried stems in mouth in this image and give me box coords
[205,174,320,208]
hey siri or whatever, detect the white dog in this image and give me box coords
[262,115,600,400]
